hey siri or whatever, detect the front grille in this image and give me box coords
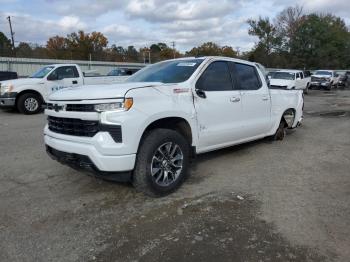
[66,104,95,112]
[311,76,327,82]
[48,116,99,137]
[47,116,122,142]
[46,103,95,112]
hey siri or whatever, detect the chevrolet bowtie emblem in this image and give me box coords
[53,104,65,112]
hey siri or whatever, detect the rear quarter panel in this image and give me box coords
[269,89,303,134]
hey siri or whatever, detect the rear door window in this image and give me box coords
[234,63,262,90]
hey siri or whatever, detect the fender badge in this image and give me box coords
[173,88,189,93]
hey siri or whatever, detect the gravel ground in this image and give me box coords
[0,89,349,262]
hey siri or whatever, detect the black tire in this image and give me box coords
[303,84,309,94]
[17,93,42,114]
[133,128,190,197]
[270,121,286,141]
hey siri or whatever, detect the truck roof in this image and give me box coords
[46,64,79,67]
[275,69,302,73]
[168,56,258,67]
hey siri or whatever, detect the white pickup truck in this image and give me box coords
[269,70,311,94]
[0,64,128,114]
[44,57,303,196]
[310,70,340,90]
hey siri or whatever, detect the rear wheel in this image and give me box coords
[17,93,42,114]
[303,83,309,94]
[133,129,190,197]
[270,121,287,141]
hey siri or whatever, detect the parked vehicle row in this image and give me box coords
[44,56,304,196]
[0,64,139,114]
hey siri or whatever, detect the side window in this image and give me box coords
[300,72,304,79]
[234,63,262,90]
[50,66,79,80]
[196,61,233,91]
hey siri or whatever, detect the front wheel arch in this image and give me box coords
[16,90,44,114]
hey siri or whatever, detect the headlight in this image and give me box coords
[0,84,14,94]
[326,78,331,82]
[94,98,133,112]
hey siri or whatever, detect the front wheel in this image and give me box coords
[133,129,190,197]
[17,93,42,114]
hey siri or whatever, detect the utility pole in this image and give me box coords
[236,46,240,57]
[7,16,16,57]
[171,41,176,59]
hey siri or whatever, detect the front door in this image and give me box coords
[194,61,244,150]
[45,66,82,98]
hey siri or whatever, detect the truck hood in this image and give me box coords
[269,79,295,88]
[49,82,163,101]
[0,78,44,88]
[312,75,332,79]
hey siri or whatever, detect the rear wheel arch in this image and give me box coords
[281,108,296,128]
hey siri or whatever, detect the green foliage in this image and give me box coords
[185,42,237,57]
[0,32,13,56]
[247,7,350,69]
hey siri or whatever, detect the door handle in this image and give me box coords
[195,89,206,99]
[262,96,269,101]
[72,80,78,84]
[230,97,240,102]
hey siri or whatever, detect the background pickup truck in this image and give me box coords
[268,69,311,94]
[310,70,340,90]
[44,57,303,196]
[0,64,128,114]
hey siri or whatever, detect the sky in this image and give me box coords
[0,0,349,52]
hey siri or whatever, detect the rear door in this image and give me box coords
[232,62,271,137]
[194,61,244,149]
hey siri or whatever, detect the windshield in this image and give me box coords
[30,66,54,78]
[269,72,295,80]
[127,59,203,83]
[315,71,332,76]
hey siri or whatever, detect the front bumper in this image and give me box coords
[0,92,17,107]
[44,133,136,172]
[310,82,331,88]
[46,145,132,182]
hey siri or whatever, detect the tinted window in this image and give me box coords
[127,59,203,83]
[300,72,304,79]
[235,63,261,90]
[50,66,79,80]
[196,61,233,91]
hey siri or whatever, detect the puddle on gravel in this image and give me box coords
[305,110,349,118]
[319,111,347,117]
[90,193,328,262]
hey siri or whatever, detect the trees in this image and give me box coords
[247,6,350,69]
[290,14,350,69]
[0,32,13,56]
[186,42,237,57]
